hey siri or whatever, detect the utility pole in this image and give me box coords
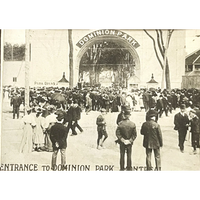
[25,29,30,113]
[68,29,73,88]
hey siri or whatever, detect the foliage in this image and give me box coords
[4,42,25,61]
[79,41,136,87]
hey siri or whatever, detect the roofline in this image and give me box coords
[186,48,200,59]
[193,54,200,64]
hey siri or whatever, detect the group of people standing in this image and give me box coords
[6,85,200,171]
[19,101,83,154]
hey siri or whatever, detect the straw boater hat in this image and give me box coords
[100,108,106,113]
[26,106,32,112]
[189,109,196,114]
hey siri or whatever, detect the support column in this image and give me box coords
[25,29,30,114]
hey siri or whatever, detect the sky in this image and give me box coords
[3,29,200,55]
[3,29,25,44]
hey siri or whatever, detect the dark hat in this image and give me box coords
[56,112,64,121]
[124,110,131,116]
[148,110,158,117]
[121,105,131,111]
[180,104,186,109]
[73,100,78,104]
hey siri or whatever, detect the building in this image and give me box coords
[182,49,200,89]
[2,29,186,89]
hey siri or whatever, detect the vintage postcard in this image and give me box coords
[1,29,200,171]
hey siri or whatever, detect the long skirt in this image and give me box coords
[33,125,44,145]
[44,131,53,151]
[19,124,33,153]
[191,132,200,148]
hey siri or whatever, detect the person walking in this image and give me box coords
[116,110,137,171]
[85,92,92,115]
[140,112,163,171]
[96,108,108,150]
[189,109,200,154]
[50,112,69,171]
[174,104,189,153]
[10,92,22,119]
[72,101,83,134]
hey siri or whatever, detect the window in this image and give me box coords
[195,65,200,70]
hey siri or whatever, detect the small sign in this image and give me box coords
[34,81,58,86]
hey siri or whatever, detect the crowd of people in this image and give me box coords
[3,85,200,170]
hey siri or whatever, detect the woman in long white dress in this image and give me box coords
[33,108,45,152]
[134,92,141,111]
[19,108,36,153]
[126,94,134,111]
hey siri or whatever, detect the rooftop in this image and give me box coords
[186,49,200,65]
[58,72,69,83]
[147,74,158,83]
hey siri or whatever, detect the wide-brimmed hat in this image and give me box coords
[189,109,196,114]
[26,106,32,112]
[100,108,106,112]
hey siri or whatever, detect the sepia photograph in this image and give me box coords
[1,29,200,171]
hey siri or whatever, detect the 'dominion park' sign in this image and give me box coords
[76,29,140,48]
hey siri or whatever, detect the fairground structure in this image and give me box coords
[2,29,185,90]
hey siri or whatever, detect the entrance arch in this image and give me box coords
[76,34,140,88]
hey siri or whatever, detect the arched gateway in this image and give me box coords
[76,30,140,88]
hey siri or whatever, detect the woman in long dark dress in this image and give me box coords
[111,94,119,112]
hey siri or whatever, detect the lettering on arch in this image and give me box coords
[76,29,140,49]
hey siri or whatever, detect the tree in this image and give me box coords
[4,42,25,61]
[13,44,25,60]
[4,42,12,61]
[68,29,73,88]
[80,41,135,87]
[144,29,174,90]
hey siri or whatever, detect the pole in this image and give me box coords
[68,29,73,88]
[25,29,30,114]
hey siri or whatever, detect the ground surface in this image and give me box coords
[1,100,200,171]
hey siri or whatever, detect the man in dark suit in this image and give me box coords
[174,104,189,153]
[10,93,22,119]
[72,101,83,134]
[50,112,69,171]
[156,95,164,117]
[141,112,163,170]
[116,110,137,171]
